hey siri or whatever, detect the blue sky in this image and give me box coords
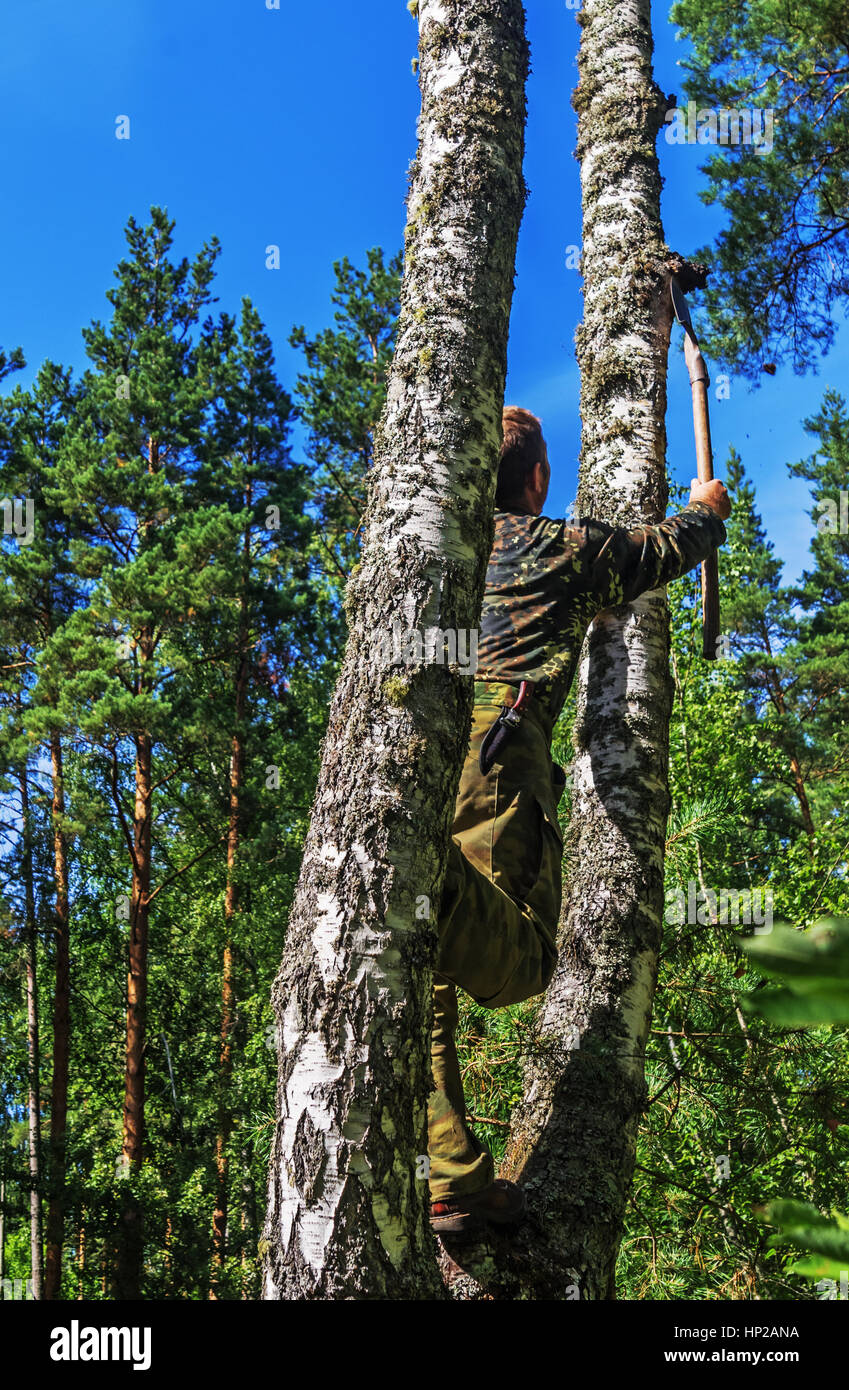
[2,0,844,584]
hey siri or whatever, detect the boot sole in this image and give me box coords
[430,1203,526,1235]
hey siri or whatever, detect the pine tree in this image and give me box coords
[671,0,849,375]
[41,207,232,1297]
[787,389,849,751]
[0,347,25,385]
[719,449,817,842]
[0,360,80,1299]
[290,248,402,578]
[193,298,317,1294]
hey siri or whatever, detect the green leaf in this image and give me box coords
[757,1199,833,1229]
[787,1257,849,1282]
[740,919,849,983]
[758,1200,849,1266]
[742,987,849,1027]
[740,919,849,1026]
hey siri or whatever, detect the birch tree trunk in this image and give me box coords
[262,0,528,1301]
[77,1207,85,1298]
[437,0,697,1300]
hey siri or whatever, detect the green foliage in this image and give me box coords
[758,1200,849,1284]
[0,345,25,384]
[741,919,849,1026]
[0,208,338,1299]
[740,921,849,1291]
[456,996,538,1162]
[289,247,402,580]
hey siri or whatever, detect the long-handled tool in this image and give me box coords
[670,276,720,661]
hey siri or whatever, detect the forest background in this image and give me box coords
[1,0,847,1300]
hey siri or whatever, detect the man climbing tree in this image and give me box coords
[428,406,729,1235]
[433,0,734,1302]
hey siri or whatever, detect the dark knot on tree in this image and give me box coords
[666,255,709,293]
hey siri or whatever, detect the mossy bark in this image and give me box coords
[262,0,528,1301]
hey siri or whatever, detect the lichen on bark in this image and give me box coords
[261,0,529,1301]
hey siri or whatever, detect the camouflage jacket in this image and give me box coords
[476,500,727,721]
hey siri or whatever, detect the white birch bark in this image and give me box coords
[261,0,528,1300]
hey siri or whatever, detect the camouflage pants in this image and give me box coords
[428,682,565,1202]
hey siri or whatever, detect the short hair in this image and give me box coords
[496,406,545,507]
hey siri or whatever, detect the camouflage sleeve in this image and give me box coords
[577,501,727,611]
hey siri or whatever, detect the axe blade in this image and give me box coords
[670,277,693,331]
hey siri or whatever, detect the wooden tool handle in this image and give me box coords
[700,549,721,660]
[684,336,721,660]
[691,379,714,484]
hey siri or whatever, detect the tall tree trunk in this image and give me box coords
[164,1216,173,1292]
[211,559,250,1295]
[262,0,528,1300]
[437,0,691,1300]
[114,724,152,1298]
[760,626,816,841]
[240,1147,257,1299]
[44,732,70,1300]
[210,943,235,1288]
[77,1207,86,1298]
[113,436,162,1298]
[20,764,44,1299]
[0,1175,6,1294]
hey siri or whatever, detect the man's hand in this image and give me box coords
[689,478,731,520]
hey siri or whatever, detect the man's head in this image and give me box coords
[496,405,550,515]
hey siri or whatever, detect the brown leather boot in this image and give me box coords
[430,1178,527,1235]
